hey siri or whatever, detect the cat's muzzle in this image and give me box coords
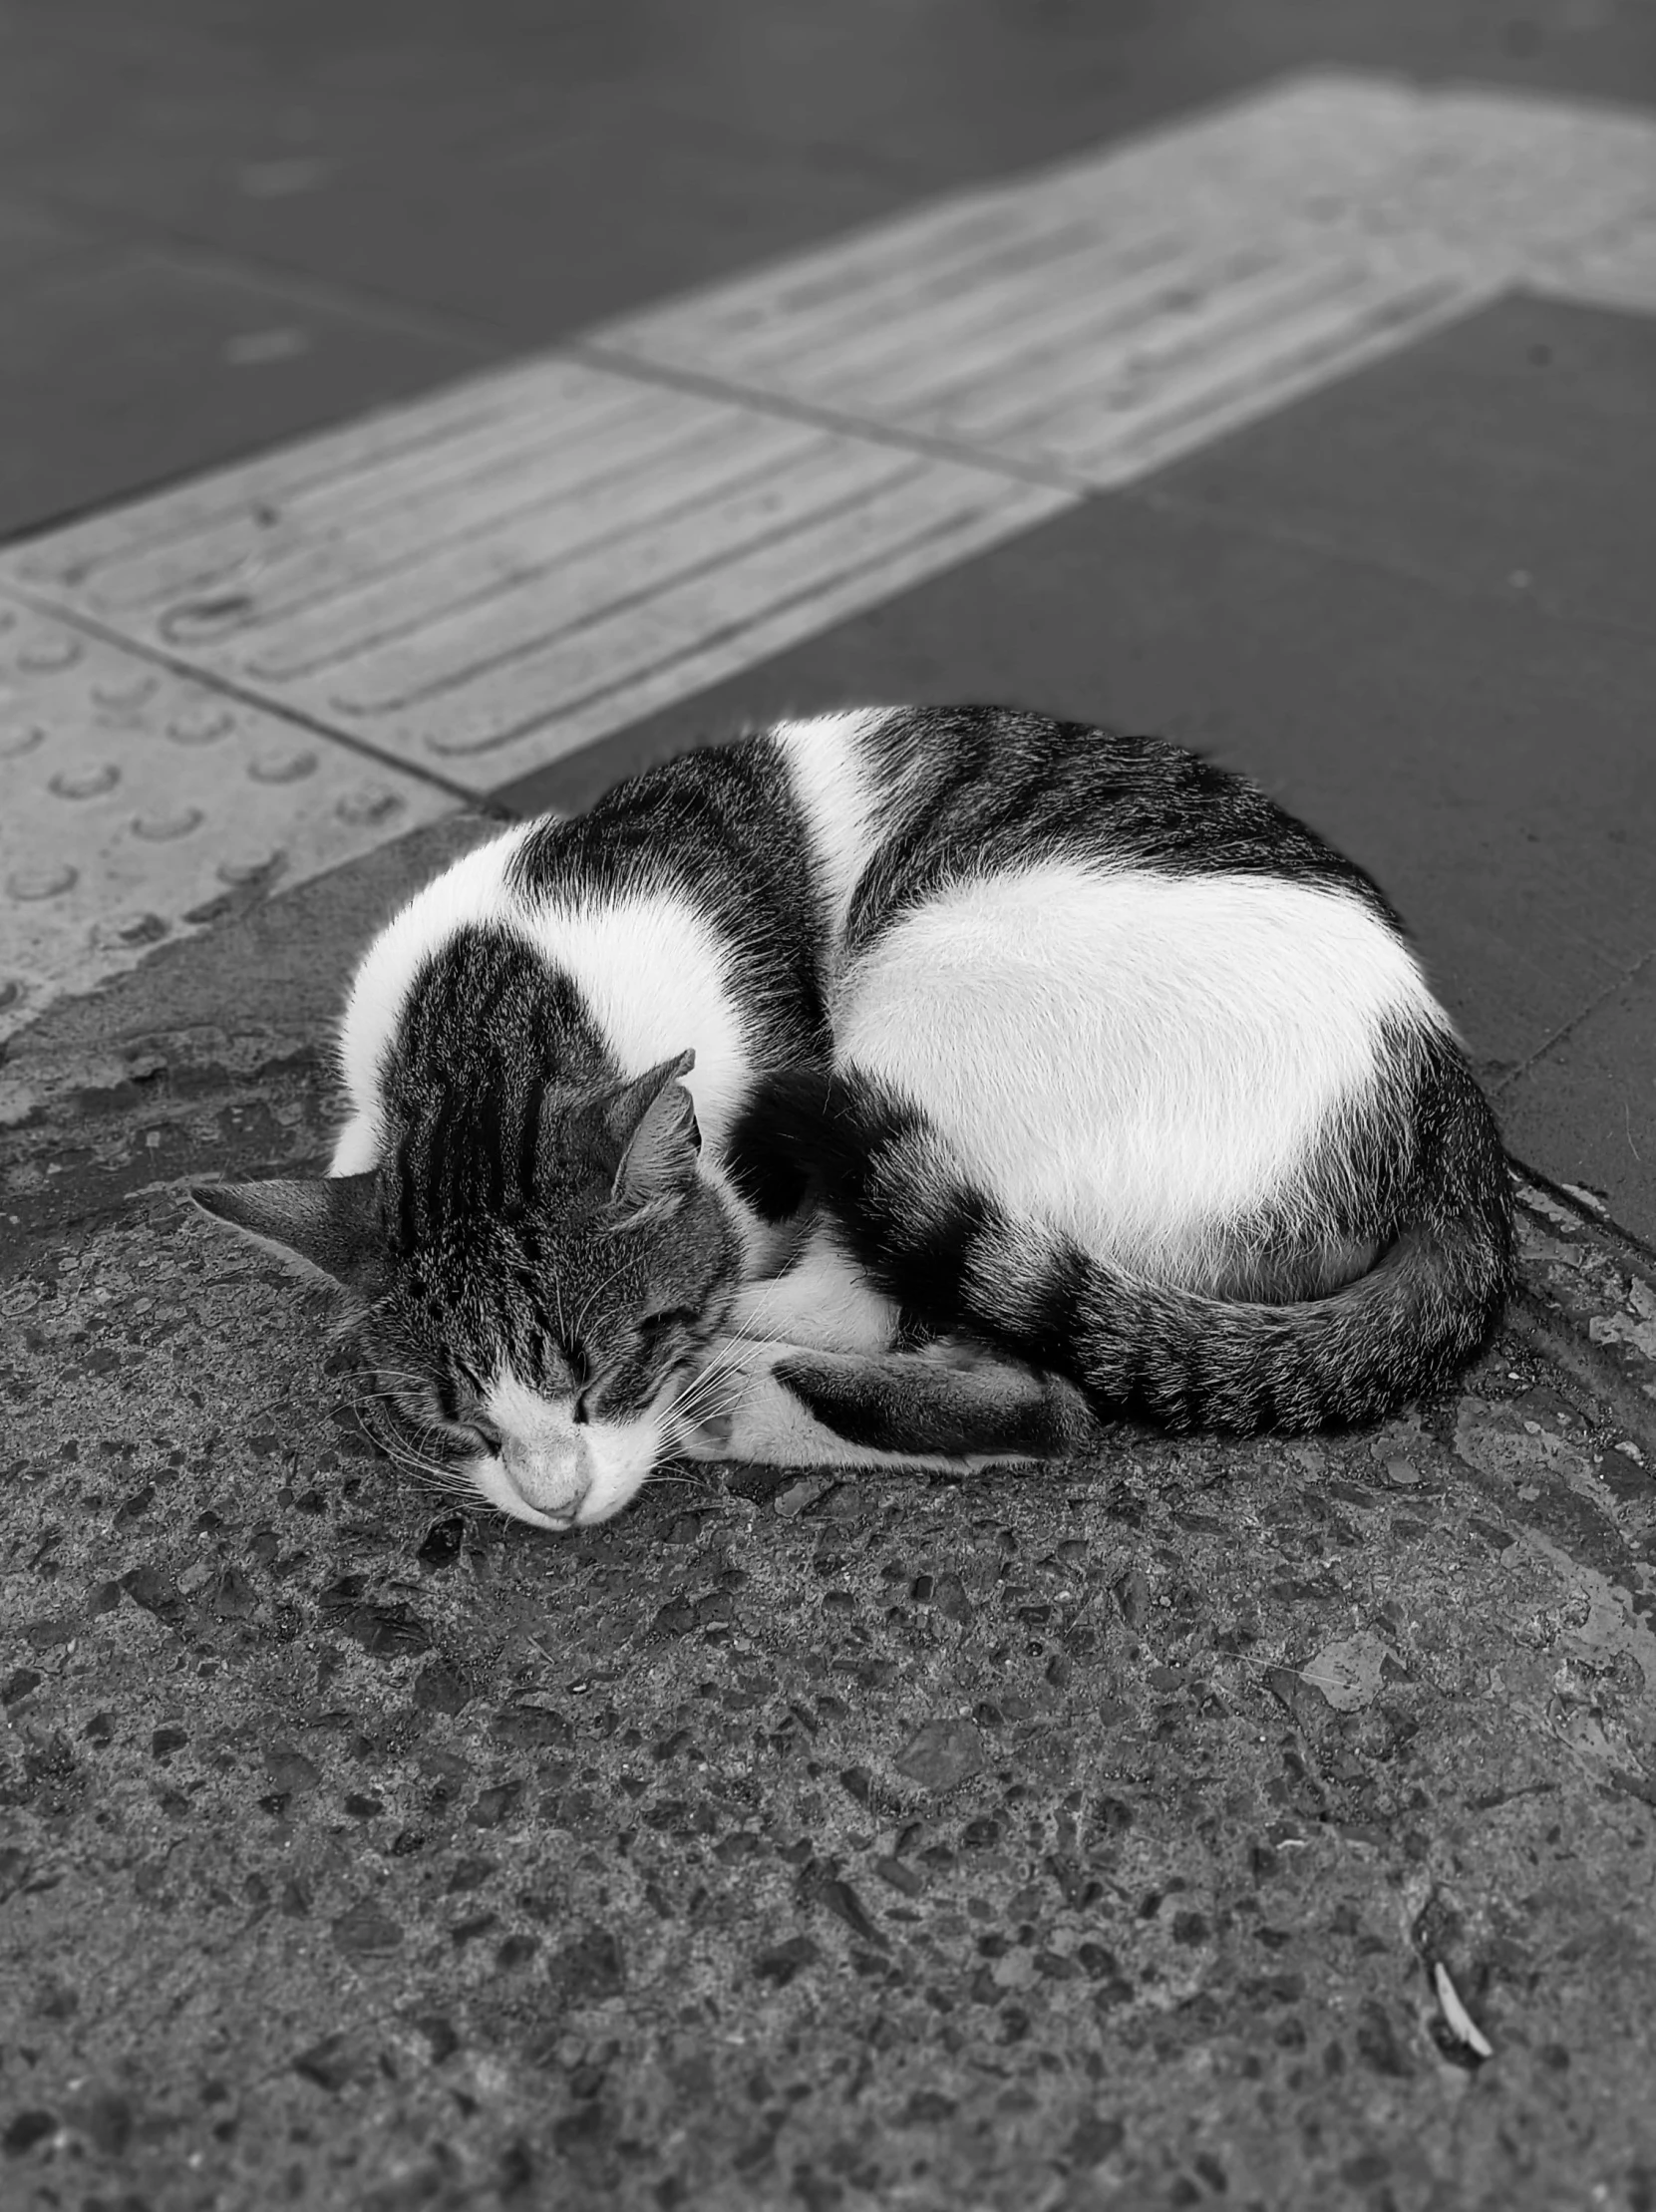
[498,1433,591,1524]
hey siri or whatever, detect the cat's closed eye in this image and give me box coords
[640,1305,700,1337]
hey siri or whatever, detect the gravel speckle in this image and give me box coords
[893,1718,987,1791]
[331,1901,403,1957]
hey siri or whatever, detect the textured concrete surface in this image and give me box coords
[4,7,1656,2207]
[4,1005,1656,2211]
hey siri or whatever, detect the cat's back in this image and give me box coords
[778,707,1449,1273]
[332,705,1424,1190]
[836,705,1398,945]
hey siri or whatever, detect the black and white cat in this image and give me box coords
[194,707,1513,1530]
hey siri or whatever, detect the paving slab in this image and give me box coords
[15,98,912,352]
[0,214,490,540]
[1501,961,1656,1227]
[0,601,462,1044]
[8,0,1656,236]
[1140,291,1656,641]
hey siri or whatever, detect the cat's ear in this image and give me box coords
[190,1172,383,1290]
[608,1050,700,1210]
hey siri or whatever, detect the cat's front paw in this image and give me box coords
[677,1406,735,1460]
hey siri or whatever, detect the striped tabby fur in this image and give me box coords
[194,706,1513,1529]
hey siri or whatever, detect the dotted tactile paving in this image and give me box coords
[0,599,454,1041]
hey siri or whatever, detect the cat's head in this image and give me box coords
[192,1050,742,1529]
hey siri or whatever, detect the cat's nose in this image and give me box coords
[500,1437,590,1524]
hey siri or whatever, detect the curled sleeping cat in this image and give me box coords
[194,707,1513,1531]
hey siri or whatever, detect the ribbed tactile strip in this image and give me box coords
[4,366,1066,783]
[590,75,1656,480]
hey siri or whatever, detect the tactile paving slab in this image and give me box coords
[0,361,1067,789]
[0,601,452,1041]
[590,74,1656,482]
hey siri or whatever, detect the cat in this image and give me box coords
[193,705,1513,1531]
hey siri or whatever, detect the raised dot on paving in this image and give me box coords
[49,763,121,799]
[93,674,159,710]
[248,747,318,784]
[216,852,281,886]
[96,912,170,949]
[336,786,406,825]
[16,633,83,672]
[132,806,204,841]
[7,862,79,901]
[167,705,234,745]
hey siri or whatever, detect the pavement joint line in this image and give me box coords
[565,338,1094,496]
[1491,946,1656,1101]
[3,67,1655,1039]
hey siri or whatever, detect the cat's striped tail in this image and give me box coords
[727,1047,1514,1436]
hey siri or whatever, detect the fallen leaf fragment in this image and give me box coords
[1433,1960,1493,2059]
[1300,1631,1388,1713]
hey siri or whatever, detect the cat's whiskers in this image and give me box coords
[351,1364,445,1392]
[353,1397,479,1497]
[670,1369,745,1427]
[374,1438,478,1500]
[345,1388,438,1430]
[671,1327,755,1397]
[668,1329,764,1430]
[715,1281,797,1342]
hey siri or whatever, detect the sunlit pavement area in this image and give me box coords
[4,6,1656,2208]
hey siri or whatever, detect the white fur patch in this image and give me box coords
[772,710,890,948]
[833,862,1445,1282]
[730,1223,901,1352]
[518,891,750,1141]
